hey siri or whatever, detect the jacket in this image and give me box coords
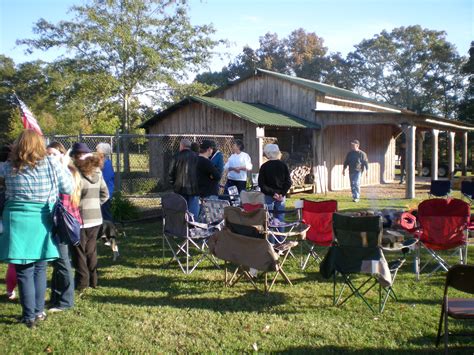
[79,169,109,228]
[169,149,199,196]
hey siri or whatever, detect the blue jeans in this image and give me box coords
[181,194,200,220]
[349,171,362,200]
[101,199,113,222]
[15,261,47,321]
[264,195,286,244]
[50,242,74,309]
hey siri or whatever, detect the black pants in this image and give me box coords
[72,226,100,291]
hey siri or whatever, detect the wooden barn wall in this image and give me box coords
[148,102,261,176]
[215,75,317,122]
[322,124,395,191]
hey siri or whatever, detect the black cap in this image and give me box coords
[71,142,91,155]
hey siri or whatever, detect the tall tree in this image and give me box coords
[18,0,221,133]
[347,25,465,117]
[458,41,474,123]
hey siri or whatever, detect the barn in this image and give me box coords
[141,68,474,198]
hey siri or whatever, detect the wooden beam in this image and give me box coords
[406,125,416,199]
[462,131,468,176]
[448,131,456,178]
[431,129,439,181]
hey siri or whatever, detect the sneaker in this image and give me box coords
[354,198,360,203]
[35,312,47,322]
[7,290,16,300]
[48,307,64,313]
[19,317,36,329]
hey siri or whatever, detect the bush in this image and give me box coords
[111,192,140,221]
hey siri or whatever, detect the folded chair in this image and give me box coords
[320,213,404,313]
[208,206,297,293]
[429,180,451,198]
[301,199,337,270]
[461,180,474,204]
[436,264,474,353]
[161,192,219,274]
[415,198,469,279]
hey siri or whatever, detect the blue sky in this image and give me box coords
[1,0,472,73]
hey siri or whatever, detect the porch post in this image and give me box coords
[416,131,425,177]
[448,131,456,178]
[462,131,468,176]
[431,129,439,181]
[406,125,416,199]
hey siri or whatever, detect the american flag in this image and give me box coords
[14,95,43,135]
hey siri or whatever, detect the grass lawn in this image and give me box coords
[1,184,473,353]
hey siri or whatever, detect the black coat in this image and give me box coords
[169,149,199,196]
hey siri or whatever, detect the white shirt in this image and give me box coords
[224,152,253,181]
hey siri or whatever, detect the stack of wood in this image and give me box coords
[290,165,312,187]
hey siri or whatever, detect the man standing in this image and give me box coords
[197,140,221,199]
[342,139,369,202]
[169,139,199,217]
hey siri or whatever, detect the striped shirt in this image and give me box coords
[1,156,73,204]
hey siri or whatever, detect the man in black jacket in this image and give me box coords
[197,140,221,198]
[169,139,199,217]
[342,139,369,202]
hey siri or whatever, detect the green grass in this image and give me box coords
[1,187,473,353]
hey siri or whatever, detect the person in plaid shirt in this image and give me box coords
[0,130,72,328]
[46,142,82,313]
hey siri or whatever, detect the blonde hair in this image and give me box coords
[10,129,46,171]
[68,164,82,207]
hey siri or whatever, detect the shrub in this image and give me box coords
[111,192,140,221]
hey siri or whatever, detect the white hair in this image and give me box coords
[263,144,281,160]
[96,142,112,156]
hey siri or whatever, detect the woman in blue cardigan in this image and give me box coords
[0,130,72,328]
[96,142,115,221]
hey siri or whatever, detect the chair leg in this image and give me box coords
[436,300,445,347]
[444,301,449,354]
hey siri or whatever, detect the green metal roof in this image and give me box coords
[190,96,319,129]
[257,68,401,110]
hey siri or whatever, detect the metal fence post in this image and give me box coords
[116,129,122,193]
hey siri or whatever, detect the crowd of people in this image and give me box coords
[0,129,114,328]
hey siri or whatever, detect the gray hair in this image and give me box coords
[96,142,112,156]
[180,139,192,149]
[263,144,281,160]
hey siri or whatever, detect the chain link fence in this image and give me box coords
[47,133,235,219]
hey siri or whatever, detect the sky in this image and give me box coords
[1,0,473,74]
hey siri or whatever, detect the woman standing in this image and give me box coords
[96,143,115,221]
[224,139,252,194]
[0,130,72,328]
[46,142,82,312]
[258,144,291,222]
[71,143,109,291]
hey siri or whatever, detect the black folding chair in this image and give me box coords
[161,192,219,274]
[461,180,474,204]
[429,180,451,198]
[321,213,404,313]
[436,264,474,353]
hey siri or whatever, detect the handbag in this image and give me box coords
[48,158,81,246]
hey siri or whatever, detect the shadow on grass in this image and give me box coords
[90,289,289,313]
[272,344,473,354]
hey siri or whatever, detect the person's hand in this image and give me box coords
[342,170,345,176]
[60,150,71,167]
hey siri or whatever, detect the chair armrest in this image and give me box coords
[188,220,210,229]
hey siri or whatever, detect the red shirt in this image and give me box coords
[59,193,83,225]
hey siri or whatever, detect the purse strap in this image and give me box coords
[46,157,59,204]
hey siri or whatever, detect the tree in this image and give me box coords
[458,41,474,123]
[19,0,221,169]
[347,25,465,117]
[19,0,220,130]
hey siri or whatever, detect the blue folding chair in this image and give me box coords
[461,180,474,204]
[429,180,451,198]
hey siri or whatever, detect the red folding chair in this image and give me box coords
[301,199,338,270]
[415,198,470,279]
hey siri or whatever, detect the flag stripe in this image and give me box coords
[15,96,43,135]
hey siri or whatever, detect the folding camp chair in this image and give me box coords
[461,180,474,204]
[301,199,337,270]
[436,264,474,353]
[429,180,451,198]
[415,198,469,279]
[320,213,403,313]
[240,190,307,246]
[200,198,230,230]
[208,206,298,293]
[161,192,219,274]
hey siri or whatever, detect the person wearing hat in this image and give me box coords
[70,142,92,159]
[342,139,369,202]
[196,140,221,201]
